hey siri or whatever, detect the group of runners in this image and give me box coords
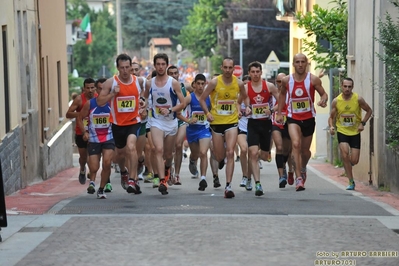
[66,52,372,199]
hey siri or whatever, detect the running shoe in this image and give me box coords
[258,160,263,169]
[152,177,160,188]
[279,177,287,188]
[235,156,240,162]
[104,183,113,193]
[301,168,307,184]
[267,152,272,162]
[97,189,107,199]
[126,179,137,194]
[78,170,86,185]
[165,166,174,186]
[213,175,221,188]
[120,168,129,190]
[175,174,182,185]
[189,160,198,176]
[295,177,305,191]
[114,163,120,173]
[245,179,253,191]
[346,180,355,190]
[137,160,144,175]
[255,183,264,196]
[158,179,168,195]
[87,181,95,194]
[287,172,294,185]
[240,176,248,187]
[198,179,208,191]
[224,185,235,198]
[144,172,154,183]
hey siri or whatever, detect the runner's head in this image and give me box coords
[116,54,132,80]
[95,78,107,94]
[153,53,169,76]
[167,65,179,81]
[83,78,96,99]
[220,57,234,78]
[292,53,308,75]
[131,62,142,76]
[242,75,251,85]
[194,74,206,93]
[275,73,286,90]
[248,61,262,82]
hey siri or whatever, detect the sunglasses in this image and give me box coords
[276,80,282,83]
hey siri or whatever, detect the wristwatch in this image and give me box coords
[168,108,172,114]
[361,121,366,126]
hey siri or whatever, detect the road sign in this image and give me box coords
[233,22,248,40]
[233,65,243,77]
[265,50,280,70]
[77,31,88,39]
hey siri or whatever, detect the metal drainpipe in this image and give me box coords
[329,42,333,164]
[369,0,376,185]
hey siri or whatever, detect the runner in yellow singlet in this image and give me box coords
[199,57,250,198]
[328,77,372,190]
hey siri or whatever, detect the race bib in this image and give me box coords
[216,100,236,115]
[117,96,136,113]
[292,97,311,113]
[251,103,269,119]
[340,114,356,127]
[83,118,89,130]
[155,104,171,116]
[92,114,110,128]
[273,111,287,125]
[192,111,206,124]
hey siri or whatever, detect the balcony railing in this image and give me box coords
[274,0,311,22]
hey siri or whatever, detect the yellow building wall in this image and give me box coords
[0,0,21,138]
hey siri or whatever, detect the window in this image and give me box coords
[2,26,10,133]
[57,61,62,118]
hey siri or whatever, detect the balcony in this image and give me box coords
[274,0,313,22]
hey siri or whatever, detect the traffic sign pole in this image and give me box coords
[240,39,243,79]
[233,22,248,79]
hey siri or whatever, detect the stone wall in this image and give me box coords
[0,128,22,195]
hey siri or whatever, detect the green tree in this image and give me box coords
[66,0,90,20]
[178,0,230,58]
[121,0,196,51]
[376,0,399,148]
[296,0,348,73]
[67,1,116,78]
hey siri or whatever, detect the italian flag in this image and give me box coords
[80,14,92,45]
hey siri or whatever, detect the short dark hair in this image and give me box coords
[167,65,178,74]
[248,61,262,72]
[195,74,206,83]
[132,62,142,68]
[95,78,107,88]
[222,57,234,65]
[153,53,169,65]
[116,53,132,67]
[341,77,354,87]
[151,70,157,78]
[83,78,95,87]
[242,75,251,82]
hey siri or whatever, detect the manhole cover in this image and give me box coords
[158,205,213,210]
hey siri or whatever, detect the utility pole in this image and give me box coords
[116,0,123,54]
[227,28,231,57]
